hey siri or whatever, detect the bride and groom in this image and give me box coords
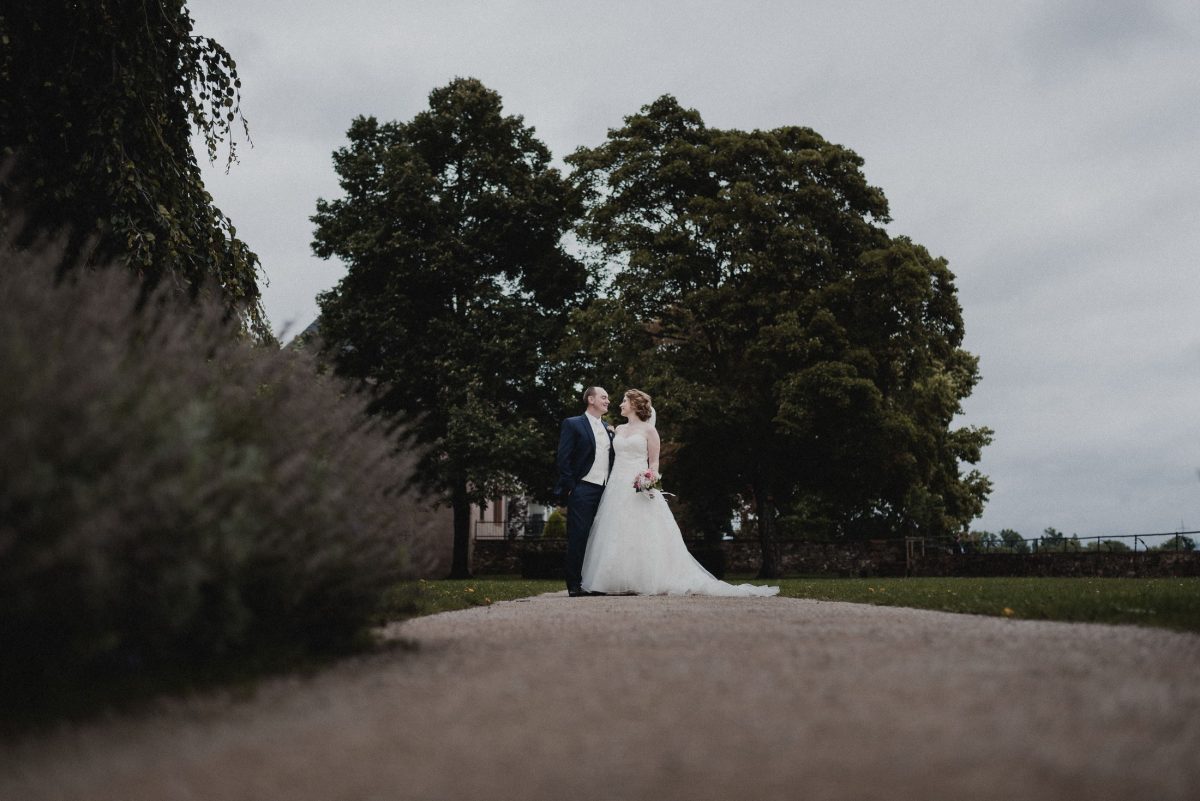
[555,386,779,598]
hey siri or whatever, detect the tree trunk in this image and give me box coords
[753,483,782,579]
[447,478,473,579]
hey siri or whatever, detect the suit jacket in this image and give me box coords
[554,414,615,499]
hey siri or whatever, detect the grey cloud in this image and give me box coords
[1028,0,1189,62]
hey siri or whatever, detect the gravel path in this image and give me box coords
[2,593,1198,801]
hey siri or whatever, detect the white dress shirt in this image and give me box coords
[580,413,610,486]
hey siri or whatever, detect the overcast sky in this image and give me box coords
[188,0,1200,541]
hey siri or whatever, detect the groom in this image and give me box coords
[554,386,615,597]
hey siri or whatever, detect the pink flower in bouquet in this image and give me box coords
[633,469,662,497]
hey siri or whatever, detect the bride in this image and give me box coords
[580,389,779,597]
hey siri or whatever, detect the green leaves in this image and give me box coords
[1,1,266,338]
[312,79,595,575]
[568,94,990,547]
[313,78,590,511]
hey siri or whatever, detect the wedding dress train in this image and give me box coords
[580,431,779,597]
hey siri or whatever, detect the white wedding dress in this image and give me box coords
[580,430,779,597]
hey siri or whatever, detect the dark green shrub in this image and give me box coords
[543,508,567,538]
[688,544,727,579]
[520,541,566,579]
[0,249,428,717]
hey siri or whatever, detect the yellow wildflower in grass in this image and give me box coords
[1002,607,1015,617]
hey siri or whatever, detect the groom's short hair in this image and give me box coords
[583,386,599,404]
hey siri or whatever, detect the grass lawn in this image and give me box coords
[383,576,564,619]
[733,575,1200,633]
[397,576,1200,633]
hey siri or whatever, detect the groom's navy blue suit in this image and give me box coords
[555,414,615,594]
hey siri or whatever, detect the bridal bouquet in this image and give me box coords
[633,469,663,498]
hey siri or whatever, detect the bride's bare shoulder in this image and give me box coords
[625,423,658,441]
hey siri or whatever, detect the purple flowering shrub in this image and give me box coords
[0,246,432,715]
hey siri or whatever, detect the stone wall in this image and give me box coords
[909,550,1200,578]
[473,538,527,575]
[472,538,910,579]
[472,538,1200,579]
[725,539,908,577]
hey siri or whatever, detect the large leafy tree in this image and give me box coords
[312,78,589,578]
[568,96,991,577]
[0,1,266,337]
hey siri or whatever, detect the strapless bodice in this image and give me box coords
[610,432,649,483]
[613,431,647,457]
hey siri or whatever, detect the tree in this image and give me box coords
[999,528,1029,554]
[567,96,991,577]
[1155,535,1196,552]
[971,530,1000,550]
[1086,539,1130,552]
[1037,527,1080,553]
[545,297,656,414]
[312,78,589,578]
[0,1,267,337]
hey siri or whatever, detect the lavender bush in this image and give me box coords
[0,247,429,715]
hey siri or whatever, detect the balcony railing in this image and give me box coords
[474,517,548,540]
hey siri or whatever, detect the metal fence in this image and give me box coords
[474,521,508,540]
[944,529,1200,555]
[476,520,1200,554]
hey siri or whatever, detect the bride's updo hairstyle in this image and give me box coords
[624,389,652,422]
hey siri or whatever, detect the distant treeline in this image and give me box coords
[966,528,1196,553]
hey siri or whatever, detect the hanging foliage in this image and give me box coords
[0,0,268,338]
